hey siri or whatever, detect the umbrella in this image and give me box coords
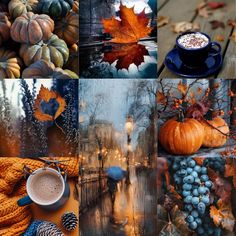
[106,166,126,181]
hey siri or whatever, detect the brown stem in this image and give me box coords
[177,110,185,122]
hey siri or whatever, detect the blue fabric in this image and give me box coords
[106,166,126,181]
[22,220,44,236]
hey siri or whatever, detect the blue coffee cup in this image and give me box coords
[17,167,70,211]
[176,31,221,68]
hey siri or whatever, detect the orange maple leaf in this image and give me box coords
[225,162,236,188]
[210,199,235,232]
[193,157,204,166]
[177,81,188,95]
[34,85,66,121]
[102,4,152,43]
[103,44,149,70]
[157,91,166,104]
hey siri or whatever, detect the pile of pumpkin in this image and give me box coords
[159,111,230,155]
[0,0,79,78]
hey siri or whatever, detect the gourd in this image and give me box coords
[11,12,54,44]
[19,34,69,67]
[65,44,78,75]
[37,0,73,19]
[22,59,77,78]
[8,0,38,19]
[54,11,79,45]
[72,0,78,13]
[200,111,229,148]
[0,13,11,46]
[0,48,22,78]
[159,112,204,155]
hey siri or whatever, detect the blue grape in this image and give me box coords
[201,175,209,182]
[180,160,187,168]
[194,177,201,184]
[198,202,206,215]
[192,189,199,196]
[186,215,194,223]
[191,171,198,178]
[201,167,207,174]
[189,221,198,230]
[191,210,199,218]
[205,181,212,188]
[183,183,192,191]
[183,175,194,184]
[192,197,200,205]
[195,217,202,225]
[184,196,192,203]
[187,167,193,174]
[188,159,196,167]
[175,176,182,185]
[179,169,187,177]
[198,186,207,194]
[201,195,210,205]
[184,204,193,212]
[172,163,179,170]
[182,190,191,197]
[194,165,201,173]
[207,226,214,234]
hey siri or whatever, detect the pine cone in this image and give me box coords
[61,212,78,231]
[36,222,64,236]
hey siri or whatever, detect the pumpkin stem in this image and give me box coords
[205,109,213,121]
[177,110,185,122]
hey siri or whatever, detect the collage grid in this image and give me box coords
[0,0,235,236]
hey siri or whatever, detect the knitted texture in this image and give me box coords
[36,222,65,236]
[61,212,78,231]
[23,220,44,236]
[0,157,79,236]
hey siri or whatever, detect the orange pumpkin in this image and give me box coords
[200,116,229,147]
[0,48,22,78]
[54,11,79,45]
[8,0,38,19]
[11,12,54,44]
[159,114,204,155]
[0,13,11,46]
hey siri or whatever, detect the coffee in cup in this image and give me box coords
[176,31,221,68]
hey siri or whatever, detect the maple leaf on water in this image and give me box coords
[103,44,149,70]
[207,2,225,9]
[209,20,225,30]
[34,85,66,121]
[102,4,152,43]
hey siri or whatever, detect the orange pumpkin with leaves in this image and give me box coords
[200,111,229,148]
[159,112,204,155]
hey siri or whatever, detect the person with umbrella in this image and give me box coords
[106,166,126,223]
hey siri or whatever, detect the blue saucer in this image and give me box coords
[164,48,223,78]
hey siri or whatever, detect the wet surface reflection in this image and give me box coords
[79,41,157,78]
[79,166,157,236]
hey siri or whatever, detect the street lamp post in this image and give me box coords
[125,116,133,185]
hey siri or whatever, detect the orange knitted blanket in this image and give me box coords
[0,157,79,236]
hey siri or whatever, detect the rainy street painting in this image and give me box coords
[0,79,78,157]
[79,79,158,235]
[79,0,157,78]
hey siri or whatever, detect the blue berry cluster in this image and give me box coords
[172,158,221,235]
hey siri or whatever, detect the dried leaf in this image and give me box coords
[172,21,200,33]
[193,157,204,166]
[210,199,235,232]
[209,20,225,30]
[102,4,152,43]
[34,85,66,121]
[157,91,166,104]
[103,44,149,70]
[230,31,236,43]
[158,16,170,28]
[227,19,236,27]
[186,101,210,120]
[212,176,232,203]
[207,2,225,9]
[177,81,187,95]
[215,34,224,42]
[225,162,236,188]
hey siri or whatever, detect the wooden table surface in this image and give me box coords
[158,0,236,78]
[31,180,78,236]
